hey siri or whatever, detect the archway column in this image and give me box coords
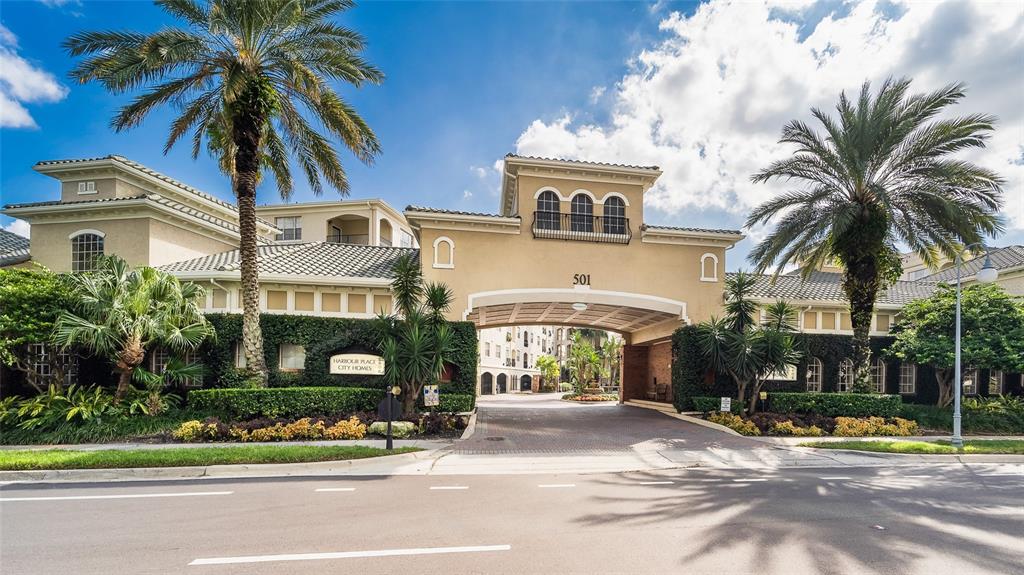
[621,344,650,403]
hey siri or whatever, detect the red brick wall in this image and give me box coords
[621,345,650,401]
[647,341,673,403]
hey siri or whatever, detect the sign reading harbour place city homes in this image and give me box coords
[329,353,386,375]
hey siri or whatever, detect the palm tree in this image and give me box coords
[64,0,383,383]
[600,338,622,388]
[747,78,1004,389]
[377,254,454,415]
[53,256,214,402]
[696,272,800,413]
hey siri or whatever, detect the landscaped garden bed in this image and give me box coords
[800,439,1024,455]
[0,445,421,471]
[705,411,919,437]
[563,393,619,402]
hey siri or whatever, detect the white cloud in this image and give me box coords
[513,0,1024,232]
[2,218,30,238]
[589,86,606,104]
[0,24,69,129]
[469,165,488,179]
[463,190,473,200]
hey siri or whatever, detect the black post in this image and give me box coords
[385,389,394,451]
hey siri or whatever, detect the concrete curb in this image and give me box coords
[459,409,479,441]
[0,448,440,484]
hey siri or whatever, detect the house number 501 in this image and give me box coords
[573,274,591,286]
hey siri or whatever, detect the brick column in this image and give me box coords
[621,345,650,403]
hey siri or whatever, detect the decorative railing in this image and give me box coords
[326,234,370,245]
[531,212,631,244]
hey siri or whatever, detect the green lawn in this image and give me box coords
[0,445,420,471]
[800,439,1024,455]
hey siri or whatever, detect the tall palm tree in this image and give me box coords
[747,78,1004,389]
[64,0,383,383]
[53,256,214,401]
[377,254,454,415]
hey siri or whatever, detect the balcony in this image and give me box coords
[326,234,370,245]
[531,212,631,244]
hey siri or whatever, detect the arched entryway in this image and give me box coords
[480,372,494,395]
[519,374,532,392]
[496,373,507,394]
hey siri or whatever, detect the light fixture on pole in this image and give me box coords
[952,245,998,448]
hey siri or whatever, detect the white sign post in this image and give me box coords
[423,385,440,407]
[719,397,732,413]
[329,353,385,375]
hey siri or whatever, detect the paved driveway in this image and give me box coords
[453,393,758,455]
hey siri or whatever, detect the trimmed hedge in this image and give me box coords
[188,387,384,419]
[671,325,704,411]
[691,396,742,413]
[769,392,902,418]
[434,394,476,413]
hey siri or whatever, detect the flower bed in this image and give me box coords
[170,411,467,443]
[704,410,919,437]
[563,393,619,402]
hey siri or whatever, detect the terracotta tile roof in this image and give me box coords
[160,242,418,279]
[642,223,744,236]
[921,246,1024,281]
[738,271,937,305]
[405,205,514,218]
[505,153,660,172]
[0,229,30,267]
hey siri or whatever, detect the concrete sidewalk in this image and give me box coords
[0,438,452,451]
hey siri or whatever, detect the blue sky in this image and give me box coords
[2,1,1022,268]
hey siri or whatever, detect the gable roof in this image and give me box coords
[0,229,30,267]
[739,271,937,306]
[160,242,418,280]
[405,205,513,219]
[921,246,1024,282]
[504,153,661,172]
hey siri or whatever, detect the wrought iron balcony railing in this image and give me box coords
[326,234,370,245]
[531,211,631,244]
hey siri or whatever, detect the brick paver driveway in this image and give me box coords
[454,393,758,455]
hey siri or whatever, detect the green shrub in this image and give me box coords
[833,416,918,437]
[769,392,901,417]
[215,368,264,389]
[769,420,825,437]
[187,387,383,419]
[435,393,475,413]
[706,412,761,436]
[899,400,1024,433]
[691,396,742,413]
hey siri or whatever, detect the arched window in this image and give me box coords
[70,231,104,272]
[523,353,528,369]
[838,358,854,392]
[432,236,454,269]
[806,357,823,392]
[523,332,529,346]
[536,190,560,230]
[870,359,886,393]
[700,253,719,282]
[570,195,593,232]
[603,196,626,234]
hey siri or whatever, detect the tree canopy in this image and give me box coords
[0,267,74,392]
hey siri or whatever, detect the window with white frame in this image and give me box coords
[870,358,886,393]
[28,343,78,386]
[496,346,501,359]
[962,368,978,396]
[837,358,854,392]
[150,348,171,376]
[77,181,96,194]
[536,190,561,230]
[899,364,916,395]
[279,343,306,370]
[603,196,626,234]
[806,357,823,392]
[71,232,104,272]
[570,194,594,232]
[400,230,414,248]
[274,217,302,241]
[485,342,491,357]
[989,370,1004,395]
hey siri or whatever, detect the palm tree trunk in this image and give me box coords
[113,335,146,402]
[401,383,418,416]
[233,107,269,385]
[842,257,881,393]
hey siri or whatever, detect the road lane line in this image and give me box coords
[538,484,576,488]
[0,491,233,502]
[637,481,674,485]
[820,476,852,480]
[732,478,768,482]
[429,486,469,490]
[189,544,512,565]
[315,488,356,492]
[904,475,934,479]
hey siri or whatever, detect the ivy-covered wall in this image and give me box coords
[201,314,478,396]
[670,327,1022,407]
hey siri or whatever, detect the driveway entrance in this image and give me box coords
[453,393,756,455]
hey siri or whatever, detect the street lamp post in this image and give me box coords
[951,244,999,448]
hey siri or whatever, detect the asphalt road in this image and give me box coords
[2,464,1022,574]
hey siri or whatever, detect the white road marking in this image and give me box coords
[903,475,933,479]
[732,478,768,482]
[0,491,233,502]
[315,488,356,492]
[429,486,469,490]
[637,481,674,485]
[189,544,512,565]
[538,484,576,488]
[820,476,852,480]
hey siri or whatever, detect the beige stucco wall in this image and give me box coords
[147,219,235,267]
[418,174,729,345]
[59,177,150,203]
[256,202,412,246]
[28,219,151,272]
[516,173,644,228]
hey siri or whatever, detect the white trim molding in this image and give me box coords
[68,228,106,239]
[432,236,455,269]
[462,287,689,325]
[533,186,564,200]
[599,191,630,206]
[700,253,719,282]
